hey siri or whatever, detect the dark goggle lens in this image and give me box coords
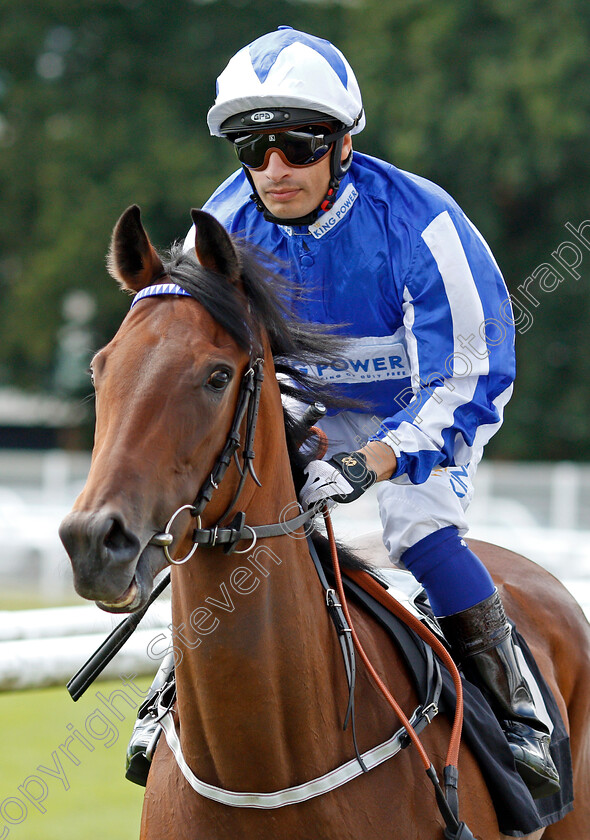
[233,129,333,169]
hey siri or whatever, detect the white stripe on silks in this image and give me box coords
[394,211,489,452]
[421,210,488,380]
[130,283,192,308]
[402,287,419,393]
[389,420,441,452]
[158,707,430,809]
[404,375,481,454]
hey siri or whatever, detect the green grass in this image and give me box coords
[0,584,87,611]
[0,591,83,611]
[0,678,150,839]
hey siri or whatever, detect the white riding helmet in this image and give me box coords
[207,26,365,137]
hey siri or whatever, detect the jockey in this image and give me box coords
[190,26,560,799]
[127,27,558,798]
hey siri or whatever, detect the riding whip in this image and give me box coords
[66,572,170,701]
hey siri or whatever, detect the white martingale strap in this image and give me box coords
[130,283,192,308]
[159,704,434,809]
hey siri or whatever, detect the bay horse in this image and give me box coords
[60,205,590,839]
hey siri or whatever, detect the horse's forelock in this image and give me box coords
[163,246,255,352]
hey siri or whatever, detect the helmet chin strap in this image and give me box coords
[245,139,352,228]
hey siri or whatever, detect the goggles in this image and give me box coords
[231,125,345,171]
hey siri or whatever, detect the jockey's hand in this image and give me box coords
[300,452,377,510]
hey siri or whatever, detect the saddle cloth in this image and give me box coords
[337,567,574,837]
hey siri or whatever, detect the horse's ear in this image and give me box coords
[107,205,164,292]
[191,209,240,282]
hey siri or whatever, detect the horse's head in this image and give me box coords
[59,206,255,613]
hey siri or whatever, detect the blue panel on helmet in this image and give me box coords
[248,29,348,87]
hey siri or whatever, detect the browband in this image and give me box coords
[130,283,192,308]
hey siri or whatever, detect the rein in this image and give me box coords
[323,509,472,838]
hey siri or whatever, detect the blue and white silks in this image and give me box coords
[186,152,515,487]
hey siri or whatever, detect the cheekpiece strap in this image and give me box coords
[130,283,192,309]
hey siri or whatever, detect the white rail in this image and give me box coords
[0,601,171,642]
[0,602,171,691]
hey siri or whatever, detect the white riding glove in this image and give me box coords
[299,452,377,511]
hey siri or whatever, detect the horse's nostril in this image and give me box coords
[102,516,140,559]
[105,518,130,550]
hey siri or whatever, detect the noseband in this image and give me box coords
[132,283,316,561]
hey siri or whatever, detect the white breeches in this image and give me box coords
[315,411,480,562]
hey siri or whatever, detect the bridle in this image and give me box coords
[150,355,265,563]
[130,284,317,561]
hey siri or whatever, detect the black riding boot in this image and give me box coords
[439,589,560,799]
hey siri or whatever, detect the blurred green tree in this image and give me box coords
[339,0,590,459]
[0,0,342,394]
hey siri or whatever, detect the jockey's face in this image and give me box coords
[248,133,352,221]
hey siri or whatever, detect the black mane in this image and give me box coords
[162,240,373,573]
[164,240,350,412]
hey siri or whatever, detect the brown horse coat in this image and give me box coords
[60,207,590,839]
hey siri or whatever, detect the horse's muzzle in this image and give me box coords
[59,508,142,606]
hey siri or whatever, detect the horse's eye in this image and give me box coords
[207,369,232,391]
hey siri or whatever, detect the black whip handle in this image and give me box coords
[293,401,327,446]
[66,572,171,701]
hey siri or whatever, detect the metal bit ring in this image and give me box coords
[159,504,202,565]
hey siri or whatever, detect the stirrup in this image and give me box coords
[125,653,175,786]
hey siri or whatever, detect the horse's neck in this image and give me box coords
[171,374,350,791]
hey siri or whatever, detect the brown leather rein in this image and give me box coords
[322,509,472,837]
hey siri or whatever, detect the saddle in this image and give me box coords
[125,561,573,835]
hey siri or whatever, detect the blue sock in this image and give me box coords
[401,526,495,617]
